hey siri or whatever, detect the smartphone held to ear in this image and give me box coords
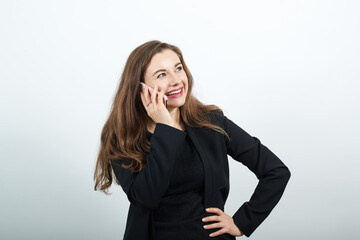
[140,82,168,108]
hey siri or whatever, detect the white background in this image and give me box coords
[1,0,359,239]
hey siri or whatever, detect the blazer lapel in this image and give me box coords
[183,121,214,208]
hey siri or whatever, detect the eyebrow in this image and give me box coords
[152,62,182,77]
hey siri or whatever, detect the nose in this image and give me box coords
[168,72,181,86]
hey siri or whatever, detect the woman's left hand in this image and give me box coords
[202,207,244,237]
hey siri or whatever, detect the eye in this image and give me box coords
[176,66,183,71]
[157,73,166,78]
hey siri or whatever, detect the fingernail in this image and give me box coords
[202,218,206,221]
[206,208,210,211]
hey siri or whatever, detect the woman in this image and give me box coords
[94,40,291,240]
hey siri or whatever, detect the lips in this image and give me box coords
[166,87,183,96]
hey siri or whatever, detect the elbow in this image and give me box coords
[283,166,291,181]
[261,166,291,185]
[279,166,291,185]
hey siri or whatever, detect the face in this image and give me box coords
[143,49,188,110]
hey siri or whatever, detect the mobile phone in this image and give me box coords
[140,82,168,108]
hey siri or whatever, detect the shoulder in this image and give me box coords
[204,108,224,118]
[204,109,225,125]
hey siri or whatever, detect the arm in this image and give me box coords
[110,123,187,209]
[222,113,291,237]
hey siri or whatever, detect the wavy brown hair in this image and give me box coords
[94,40,230,194]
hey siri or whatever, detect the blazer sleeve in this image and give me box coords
[221,113,291,237]
[110,123,187,209]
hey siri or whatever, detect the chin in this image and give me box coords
[167,99,186,109]
[168,103,184,109]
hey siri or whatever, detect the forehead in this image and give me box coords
[147,49,180,71]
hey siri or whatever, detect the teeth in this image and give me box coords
[167,88,181,96]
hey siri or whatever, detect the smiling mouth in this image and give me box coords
[165,87,184,98]
[166,87,183,96]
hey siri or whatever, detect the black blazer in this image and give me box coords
[111,109,291,239]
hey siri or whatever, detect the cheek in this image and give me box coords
[143,79,152,86]
[181,75,188,85]
[158,83,168,91]
[184,78,189,89]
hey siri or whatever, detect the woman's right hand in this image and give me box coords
[140,84,174,127]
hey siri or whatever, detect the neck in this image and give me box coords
[167,106,181,125]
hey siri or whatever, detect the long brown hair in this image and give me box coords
[94,40,230,194]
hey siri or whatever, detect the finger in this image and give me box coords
[206,208,223,215]
[143,85,151,107]
[151,85,158,105]
[202,215,221,223]
[158,88,165,106]
[143,85,150,105]
[209,229,226,238]
[203,222,223,230]
[140,88,149,107]
[140,91,148,109]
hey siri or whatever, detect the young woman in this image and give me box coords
[94,40,291,240]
